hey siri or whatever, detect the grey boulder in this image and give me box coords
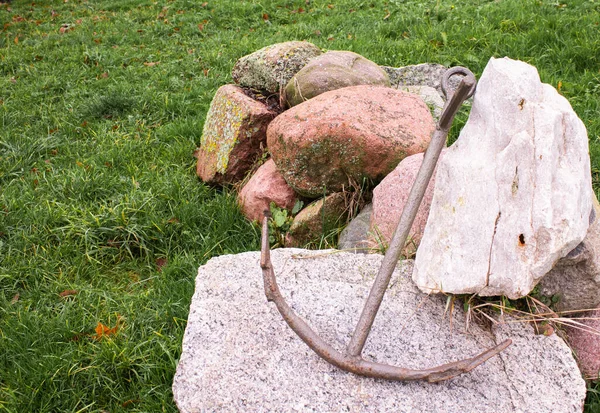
[396,85,445,121]
[383,63,460,98]
[337,203,373,253]
[538,196,600,312]
[232,41,322,94]
[284,51,390,107]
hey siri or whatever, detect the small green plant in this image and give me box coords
[268,200,303,247]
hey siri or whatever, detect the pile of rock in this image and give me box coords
[195,41,445,247]
[194,42,600,383]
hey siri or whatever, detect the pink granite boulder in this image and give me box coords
[369,150,447,257]
[196,85,276,185]
[267,85,435,198]
[566,309,600,380]
[238,159,299,222]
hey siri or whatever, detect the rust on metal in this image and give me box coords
[260,67,512,382]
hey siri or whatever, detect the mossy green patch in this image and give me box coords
[200,88,246,174]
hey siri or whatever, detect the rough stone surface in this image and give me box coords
[238,159,299,222]
[383,63,459,98]
[538,195,600,312]
[370,150,446,258]
[565,308,600,380]
[284,51,390,107]
[338,203,373,253]
[285,192,348,247]
[396,85,444,121]
[413,57,593,299]
[268,85,435,198]
[196,85,276,185]
[173,249,586,413]
[232,41,322,94]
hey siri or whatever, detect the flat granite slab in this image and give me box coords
[173,249,585,413]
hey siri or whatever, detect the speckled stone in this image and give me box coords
[396,85,445,121]
[173,249,586,413]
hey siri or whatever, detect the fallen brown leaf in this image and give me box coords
[10,293,19,304]
[59,289,78,298]
[143,61,160,67]
[93,316,122,340]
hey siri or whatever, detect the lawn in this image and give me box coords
[1,0,599,411]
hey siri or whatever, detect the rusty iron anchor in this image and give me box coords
[260,67,512,382]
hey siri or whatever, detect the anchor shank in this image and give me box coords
[346,75,476,357]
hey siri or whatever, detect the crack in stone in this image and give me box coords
[492,328,520,411]
[486,211,501,287]
[531,107,538,266]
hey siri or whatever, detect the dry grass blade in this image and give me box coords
[469,297,600,336]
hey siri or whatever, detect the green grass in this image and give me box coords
[1,0,599,411]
